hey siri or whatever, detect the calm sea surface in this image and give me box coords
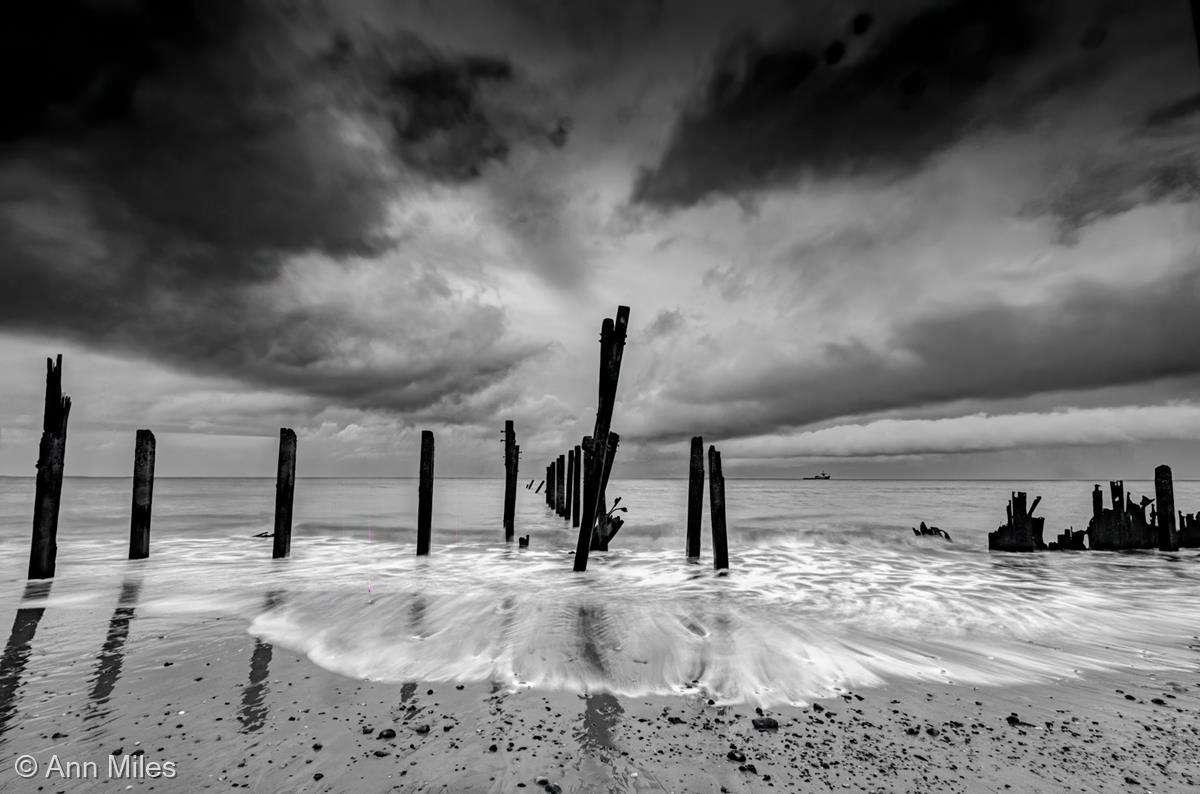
[0,477,1197,706]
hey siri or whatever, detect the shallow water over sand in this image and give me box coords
[0,476,1198,706]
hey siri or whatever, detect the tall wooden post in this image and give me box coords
[572,444,582,527]
[1091,484,1102,521]
[1156,464,1178,551]
[128,429,156,560]
[503,421,517,542]
[592,432,622,551]
[566,450,575,521]
[557,454,566,518]
[575,306,630,572]
[687,436,704,558]
[273,428,297,559]
[417,430,434,555]
[29,355,71,580]
[708,445,728,571]
[547,462,555,508]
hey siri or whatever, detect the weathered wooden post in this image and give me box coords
[572,443,582,527]
[708,445,728,571]
[545,465,553,505]
[417,430,434,555]
[273,428,297,559]
[565,449,575,521]
[592,432,622,551]
[29,355,71,580]
[1092,484,1103,521]
[575,306,630,572]
[128,429,156,560]
[535,479,544,494]
[1155,464,1178,551]
[557,453,566,518]
[503,421,517,542]
[686,436,704,559]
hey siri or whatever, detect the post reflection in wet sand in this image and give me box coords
[239,591,284,734]
[85,577,142,725]
[0,581,52,740]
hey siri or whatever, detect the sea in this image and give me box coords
[0,476,1198,707]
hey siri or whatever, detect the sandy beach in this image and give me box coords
[2,607,1197,793]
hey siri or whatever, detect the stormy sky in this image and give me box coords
[1,0,1199,478]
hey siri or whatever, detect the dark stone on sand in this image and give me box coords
[743,763,758,774]
[373,749,390,757]
[362,726,373,734]
[667,716,685,724]
[752,717,779,731]
[414,724,431,734]
[312,742,322,751]
[545,785,563,794]
[906,727,920,735]
[489,744,498,752]
[1125,777,1139,785]
[313,773,324,781]
[535,777,549,786]
[51,732,67,739]
[727,749,746,762]
[377,728,396,740]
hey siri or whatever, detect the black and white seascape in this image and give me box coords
[2,1,1200,792]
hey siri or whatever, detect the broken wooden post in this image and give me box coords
[572,443,582,527]
[566,449,575,521]
[29,355,71,580]
[557,453,567,518]
[128,429,156,560]
[575,307,630,572]
[503,421,517,542]
[1092,484,1103,521]
[687,436,704,559]
[417,430,434,555]
[1155,464,1178,551]
[272,428,297,559]
[708,445,729,571]
[988,490,1046,551]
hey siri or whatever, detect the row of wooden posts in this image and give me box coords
[988,464,1196,552]
[24,305,737,580]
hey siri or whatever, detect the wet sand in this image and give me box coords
[1,607,1197,793]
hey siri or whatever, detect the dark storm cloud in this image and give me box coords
[0,0,558,414]
[639,266,1200,440]
[632,0,1189,208]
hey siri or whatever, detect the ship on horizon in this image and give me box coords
[804,471,831,480]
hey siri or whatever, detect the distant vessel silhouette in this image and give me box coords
[804,471,830,480]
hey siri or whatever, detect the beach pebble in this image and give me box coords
[373,749,390,758]
[414,724,431,734]
[312,742,322,751]
[751,717,779,731]
[377,728,396,740]
[545,785,562,794]
[535,777,549,785]
[726,750,746,762]
[361,725,373,734]
[313,773,323,781]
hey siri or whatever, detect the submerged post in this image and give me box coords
[29,355,71,580]
[417,430,434,555]
[708,445,728,571]
[572,443,582,527]
[575,306,631,572]
[503,421,517,542]
[128,429,156,560]
[273,428,297,559]
[1155,464,1178,551]
[687,436,704,558]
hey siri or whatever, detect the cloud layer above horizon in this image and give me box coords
[1,0,1199,477]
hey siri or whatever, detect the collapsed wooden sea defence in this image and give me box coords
[988,491,1045,552]
[1087,481,1157,550]
[29,355,71,580]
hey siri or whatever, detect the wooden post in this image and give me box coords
[592,432,622,551]
[1092,484,1102,520]
[1155,464,1178,551]
[547,462,555,508]
[572,444,582,527]
[417,430,434,555]
[535,479,544,494]
[29,355,70,580]
[708,445,728,571]
[687,436,704,558]
[557,453,566,518]
[273,428,297,559]
[128,429,156,560]
[575,306,630,572]
[565,449,574,521]
[503,420,517,542]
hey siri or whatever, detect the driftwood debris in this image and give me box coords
[128,429,156,560]
[912,521,951,541]
[988,491,1046,552]
[273,428,297,559]
[29,355,70,580]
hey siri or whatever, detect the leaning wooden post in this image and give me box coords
[272,428,297,559]
[128,429,156,560]
[687,436,704,558]
[565,449,575,521]
[417,430,434,555]
[708,445,728,571]
[572,444,582,527]
[1156,464,1178,551]
[29,355,70,580]
[593,432,622,551]
[557,453,566,518]
[575,306,630,572]
[502,421,517,542]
